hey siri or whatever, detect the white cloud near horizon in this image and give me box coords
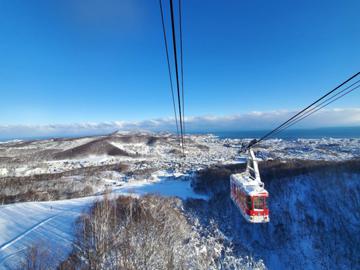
[1,108,360,139]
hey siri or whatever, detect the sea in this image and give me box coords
[1,126,360,142]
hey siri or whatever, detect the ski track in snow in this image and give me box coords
[0,200,91,269]
[0,215,58,252]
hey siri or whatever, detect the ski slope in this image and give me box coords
[0,175,207,269]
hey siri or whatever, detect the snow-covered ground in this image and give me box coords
[0,133,359,178]
[0,197,91,269]
[0,172,207,269]
[0,133,239,177]
[0,133,357,178]
[255,138,360,160]
[0,132,359,269]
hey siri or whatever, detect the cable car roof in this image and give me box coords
[231,173,268,196]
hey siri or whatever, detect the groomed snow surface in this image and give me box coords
[0,172,207,269]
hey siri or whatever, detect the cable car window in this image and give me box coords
[246,196,252,209]
[253,197,264,209]
[264,197,267,209]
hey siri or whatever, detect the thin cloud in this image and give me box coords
[1,108,360,139]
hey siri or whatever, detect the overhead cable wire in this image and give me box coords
[270,82,360,138]
[169,0,185,154]
[269,79,360,137]
[249,72,360,148]
[179,0,186,146]
[158,0,180,143]
[247,72,360,149]
[264,79,360,138]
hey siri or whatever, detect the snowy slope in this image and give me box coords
[0,174,207,269]
[0,197,93,269]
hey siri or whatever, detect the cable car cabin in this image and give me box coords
[230,174,269,223]
[230,149,269,223]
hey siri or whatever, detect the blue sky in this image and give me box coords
[0,0,359,130]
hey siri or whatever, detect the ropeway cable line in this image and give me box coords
[158,0,186,155]
[268,80,360,139]
[179,0,186,141]
[247,71,360,149]
[169,0,185,153]
[158,0,180,142]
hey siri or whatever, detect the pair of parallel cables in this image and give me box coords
[159,0,185,155]
[248,72,360,149]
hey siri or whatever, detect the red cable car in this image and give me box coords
[230,149,269,223]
